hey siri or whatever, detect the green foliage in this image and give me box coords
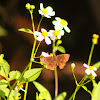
[0,89,5,99]
[9,71,21,81]
[93,61,100,69]
[0,59,10,78]
[56,46,66,53]
[92,82,100,100]
[18,28,33,34]
[54,92,67,100]
[0,88,15,100]
[33,81,52,100]
[0,79,8,88]
[22,68,43,82]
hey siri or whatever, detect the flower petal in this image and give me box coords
[47,32,53,37]
[57,35,61,39]
[52,21,59,26]
[20,87,26,93]
[64,26,71,33]
[14,87,18,96]
[37,36,44,41]
[41,52,50,57]
[50,11,55,16]
[91,70,97,77]
[93,67,97,71]
[44,14,51,18]
[59,30,64,36]
[38,10,43,15]
[45,37,52,45]
[83,63,89,68]
[54,24,63,30]
[46,6,53,12]
[50,35,56,40]
[46,6,55,16]
[40,3,44,11]
[41,28,47,32]
[55,17,61,22]
[34,31,41,36]
[85,69,90,75]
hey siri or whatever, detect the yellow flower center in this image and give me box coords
[54,30,60,36]
[42,31,48,37]
[17,83,23,88]
[89,66,93,70]
[50,53,53,57]
[42,9,48,14]
[60,19,66,26]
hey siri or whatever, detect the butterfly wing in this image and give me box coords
[56,54,70,69]
[40,56,56,70]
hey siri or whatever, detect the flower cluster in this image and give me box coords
[33,3,71,45]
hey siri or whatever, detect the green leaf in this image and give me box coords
[93,61,100,69]
[18,28,33,34]
[92,82,100,100]
[0,59,10,78]
[9,71,21,81]
[54,92,67,100]
[33,81,52,100]
[9,71,17,81]
[82,86,92,96]
[0,79,8,88]
[15,71,21,79]
[1,88,15,100]
[39,91,48,99]
[57,46,66,53]
[0,89,5,99]
[23,68,42,82]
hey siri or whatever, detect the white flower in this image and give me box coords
[14,83,26,96]
[49,30,64,40]
[34,28,53,45]
[41,52,50,57]
[39,3,55,18]
[83,63,97,77]
[41,51,53,57]
[52,17,71,33]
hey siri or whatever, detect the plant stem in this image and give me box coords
[23,10,36,100]
[37,16,44,31]
[23,11,44,100]
[88,43,95,66]
[54,68,58,97]
[23,39,36,100]
[30,11,35,32]
[69,77,86,100]
[52,40,58,97]
[33,42,41,58]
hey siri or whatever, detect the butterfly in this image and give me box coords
[40,53,70,70]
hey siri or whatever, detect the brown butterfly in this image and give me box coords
[40,53,70,70]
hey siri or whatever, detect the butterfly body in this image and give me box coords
[40,54,70,70]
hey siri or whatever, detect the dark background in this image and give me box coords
[0,0,100,100]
